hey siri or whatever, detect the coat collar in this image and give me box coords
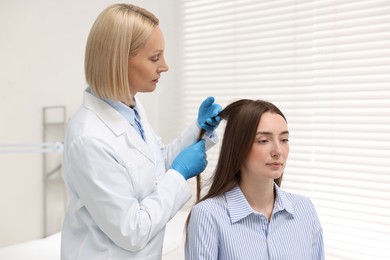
[83,90,154,162]
[83,90,128,136]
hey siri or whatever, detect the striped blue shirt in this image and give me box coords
[186,184,324,260]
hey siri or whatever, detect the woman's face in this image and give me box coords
[128,26,169,96]
[241,112,289,182]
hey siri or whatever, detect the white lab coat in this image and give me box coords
[61,90,216,260]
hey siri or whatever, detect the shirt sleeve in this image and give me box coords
[185,204,219,260]
[309,198,325,260]
[313,226,325,259]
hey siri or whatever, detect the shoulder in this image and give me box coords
[190,195,228,221]
[194,195,227,211]
[66,92,125,142]
[64,106,123,163]
[66,109,108,142]
[282,189,313,204]
[278,189,322,230]
[279,188,318,216]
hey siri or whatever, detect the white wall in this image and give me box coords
[0,0,179,247]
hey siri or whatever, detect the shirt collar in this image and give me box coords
[274,183,295,216]
[225,186,253,224]
[225,183,295,224]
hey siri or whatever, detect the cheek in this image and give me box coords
[128,66,147,87]
[241,149,267,176]
[246,147,266,165]
[283,145,290,158]
[129,60,149,77]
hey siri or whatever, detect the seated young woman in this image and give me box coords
[185,99,324,260]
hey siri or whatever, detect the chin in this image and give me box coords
[145,86,157,92]
[272,171,283,179]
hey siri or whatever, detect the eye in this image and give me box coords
[257,139,268,144]
[150,55,159,62]
[281,137,289,143]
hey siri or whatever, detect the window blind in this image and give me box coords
[179,0,390,259]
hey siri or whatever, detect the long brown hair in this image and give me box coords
[188,99,287,232]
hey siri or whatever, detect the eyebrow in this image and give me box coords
[152,49,164,54]
[256,131,289,136]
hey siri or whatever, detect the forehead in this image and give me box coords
[141,26,165,53]
[257,112,288,132]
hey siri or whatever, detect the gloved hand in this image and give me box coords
[170,140,207,180]
[197,96,222,132]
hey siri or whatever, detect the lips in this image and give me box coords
[267,162,282,166]
[267,162,283,169]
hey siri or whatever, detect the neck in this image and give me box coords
[122,95,136,107]
[239,178,275,221]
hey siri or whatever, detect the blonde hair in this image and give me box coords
[85,4,159,105]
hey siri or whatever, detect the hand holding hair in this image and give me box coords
[171,139,207,180]
[197,96,222,132]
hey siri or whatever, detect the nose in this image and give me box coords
[271,142,281,158]
[158,58,169,73]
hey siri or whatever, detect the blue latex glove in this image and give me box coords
[170,140,207,180]
[197,97,222,132]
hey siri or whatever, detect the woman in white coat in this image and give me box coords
[61,4,221,260]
